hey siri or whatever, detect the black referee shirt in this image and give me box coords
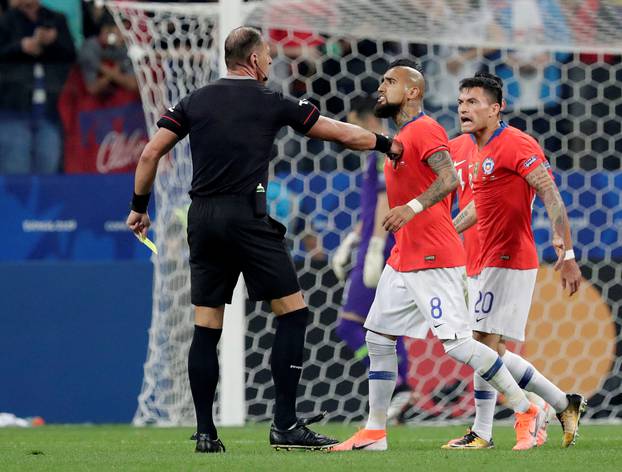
[157,77,320,198]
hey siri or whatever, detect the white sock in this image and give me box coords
[472,374,497,441]
[444,337,530,413]
[502,350,568,412]
[365,330,397,430]
[526,391,547,410]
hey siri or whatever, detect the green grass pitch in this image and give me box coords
[1,424,621,471]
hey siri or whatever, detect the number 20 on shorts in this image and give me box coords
[474,291,494,314]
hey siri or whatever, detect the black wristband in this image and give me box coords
[373,133,393,154]
[131,192,151,213]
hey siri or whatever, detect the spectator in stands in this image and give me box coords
[41,0,82,47]
[0,0,76,174]
[78,14,137,97]
[81,0,106,39]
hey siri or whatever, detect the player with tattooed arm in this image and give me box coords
[444,72,585,451]
[332,60,542,452]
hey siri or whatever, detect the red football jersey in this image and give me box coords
[385,113,466,272]
[471,122,549,270]
[450,134,481,277]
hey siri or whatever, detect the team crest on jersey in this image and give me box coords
[482,157,495,175]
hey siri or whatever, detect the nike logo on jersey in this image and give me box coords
[433,323,445,329]
[475,317,486,323]
[453,160,467,167]
[298,99,309,106]
[168,107,174,112]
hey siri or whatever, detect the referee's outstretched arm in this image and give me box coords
[308,115,403,154]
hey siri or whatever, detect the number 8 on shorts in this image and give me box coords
[430,297,443,319]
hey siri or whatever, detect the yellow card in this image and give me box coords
[134,233,158,255]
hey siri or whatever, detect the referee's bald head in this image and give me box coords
[224,26,264,69]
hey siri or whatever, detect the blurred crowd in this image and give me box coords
[0,0,619,177]
[262,0,621,260]
[0,0,141,174]
[266,0,621,171]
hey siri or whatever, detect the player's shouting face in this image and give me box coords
[374,67,422,119]
[457,87,501,134]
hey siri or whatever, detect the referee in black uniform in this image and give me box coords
[126,26,401,453]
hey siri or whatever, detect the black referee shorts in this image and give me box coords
[187,195,301,307]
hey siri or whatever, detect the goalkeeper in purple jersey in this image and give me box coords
[331,96,411,421]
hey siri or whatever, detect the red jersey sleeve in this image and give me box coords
[514,134,547,178]
[409,118,449,162]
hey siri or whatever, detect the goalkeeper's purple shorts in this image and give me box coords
[341,266,376,318]
[341,234,394,318]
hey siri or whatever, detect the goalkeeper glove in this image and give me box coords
[332,231,360,281]
[363,236,385,288]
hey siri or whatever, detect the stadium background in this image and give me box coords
[0,0,620,429]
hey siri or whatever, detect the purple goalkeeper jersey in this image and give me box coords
[356,152,394,268]
[342,152,395,317]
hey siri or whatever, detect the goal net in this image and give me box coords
[107,0,622,425]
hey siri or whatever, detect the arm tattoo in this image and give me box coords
[453,200,477,234]
[416,150,459,210]
[525,163,572,246]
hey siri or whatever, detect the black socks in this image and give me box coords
[188,325,222,438]
[189,308,309,435]
[271,307,309,430]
